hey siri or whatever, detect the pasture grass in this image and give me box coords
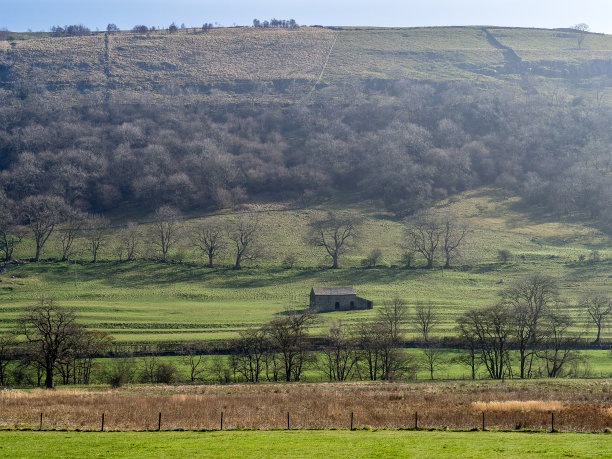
[1,430,611,458]
[0,188,610,343]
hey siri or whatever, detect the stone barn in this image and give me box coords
[309,287,373,312]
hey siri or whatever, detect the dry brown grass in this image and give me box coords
[472,400,563,412]
[1,381,611,432]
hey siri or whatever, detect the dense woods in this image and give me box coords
[0,80,610,229]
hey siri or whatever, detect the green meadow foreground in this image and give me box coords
[0,430,610,458]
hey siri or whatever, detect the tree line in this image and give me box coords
[0,191,478,270]
[0,274,608,389]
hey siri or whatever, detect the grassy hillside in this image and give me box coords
[1,189,610,343]
[2,26,612,103]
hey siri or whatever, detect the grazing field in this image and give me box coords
[2,26,612,104]
[1,381,611,432]
[0,430,611,458]
[0,189,610,343]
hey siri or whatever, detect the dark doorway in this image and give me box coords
[335,302,340,310]
[350,301,355,309]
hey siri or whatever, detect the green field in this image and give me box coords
[1,188,610,343]
[0,430,610,458]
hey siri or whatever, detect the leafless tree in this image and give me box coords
[235,327,267,383]
[572,23,589,49]
[21,195,67,262]
[440,210,470,268]
[579,293,612,345]
[414,302,444,379]
[356,299,416,381]
[181,342,206,382]
[191,218,226,267]
[0,191,24,261]
[502,273,559,378]
[85,215,109,263]
[455,312,481,379]
[118,222,141,261]
[0,333,17,386]
[227,214,261,270]
[153,206,182,262]
[266,309,315,382]
[307,211,360,269]
[538,307,582,377]
[57,212,84,262]
[404,208,444,269]
[460,305,512,380]
[21,299,84,389]
[321,320,357,381]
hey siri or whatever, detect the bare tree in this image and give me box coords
[118,222,141,261]
[580,293,612,345]
[21,299,84,389]
[455,312,481,379]
[266,309,315,382]
[460,305,512,380]
[414,302,444,379]
[0,191,24,262]
[502,273,559,379]
[85,215,109,263]
[378,298,410,342]
[153,206,182,262]
[572,23,589,49]
[227,214,261,270]
[191,218,226,267]
[440,210,470,268]
[21,195,67,262]
[307,211,360,269]
[321,320,357,381]
[181,342,206,382]
[404,208,444,269]
[0,333,17,386]
[235,327,267,383]
[539,307,582,377]
[356,299,416,381]
[57,212,84,262]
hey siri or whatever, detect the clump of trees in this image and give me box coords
[456,274,588,380]
[252,19,298,28]
[50,25,90,36]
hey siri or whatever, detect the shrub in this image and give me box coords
[106,359,136,388]
[362,248,383,268]
[588,250,602,263]
[497,249,512,264]
[400,251,414,269]
[282,253,297,269]
[155,362,178,384]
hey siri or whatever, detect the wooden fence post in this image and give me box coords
[350,412,354,431]
[158,412,162,431]
[220,412,223,431]
[482,412,485,431]
[551,412,555,432]
[101,413,105,432]
[287,412,290,430]
[414,411,418,429]
[39,413,43,431]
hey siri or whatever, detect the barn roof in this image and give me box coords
[311,287,355,296]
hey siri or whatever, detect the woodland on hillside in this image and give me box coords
[0,80,611,229]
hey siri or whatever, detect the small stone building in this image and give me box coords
[309,287,373,312]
